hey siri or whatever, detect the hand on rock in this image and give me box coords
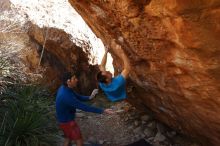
[111,39,123,54]
[105,45,109,52]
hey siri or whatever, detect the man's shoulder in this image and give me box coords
[57,85,66,94]
[57,85,74,96]
[114,74,125,81]
[112,74,125,86]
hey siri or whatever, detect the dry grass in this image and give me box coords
[0,7,32,93]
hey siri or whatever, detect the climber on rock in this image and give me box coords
[97,39,131,102]
[56,72,114,146]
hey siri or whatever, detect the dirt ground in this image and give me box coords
[73,94,201,146]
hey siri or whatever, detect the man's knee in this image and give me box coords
[75,138,83,146]
[63,138,70,146]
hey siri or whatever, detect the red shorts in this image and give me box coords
[59,120,82,141]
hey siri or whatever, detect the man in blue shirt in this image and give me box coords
[97,39,131,102]
[56,72,113,146]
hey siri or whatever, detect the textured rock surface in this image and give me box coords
[68,0,220,145]
[76,100,200,146]
[27,23,99,94]
[0,0,11,12]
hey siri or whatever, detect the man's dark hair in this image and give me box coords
[62,72,76,86]
[97,71,107,83]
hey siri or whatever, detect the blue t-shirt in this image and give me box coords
[56,85,103,123]
[99,74,127,102]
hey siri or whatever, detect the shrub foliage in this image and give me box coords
[0,85,59,146]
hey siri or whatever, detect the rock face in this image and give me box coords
[0,0,11,12]
[27,23,99,94]
[68,0,220,145]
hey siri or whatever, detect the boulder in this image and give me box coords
[68,0,220,145]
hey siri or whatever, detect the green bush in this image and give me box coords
[0,85,59,146]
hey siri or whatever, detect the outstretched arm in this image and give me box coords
[111,40,131,78]
[74,92,90,101]
[99,46,109,71]
[65,94,104,114]
[120,49,131,79]
[74,89,98,101]
[64,95,114,114]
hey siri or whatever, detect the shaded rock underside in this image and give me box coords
[27,23,99,95]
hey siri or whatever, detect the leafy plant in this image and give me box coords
[0,5,60,146]
[0,85,59,146]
